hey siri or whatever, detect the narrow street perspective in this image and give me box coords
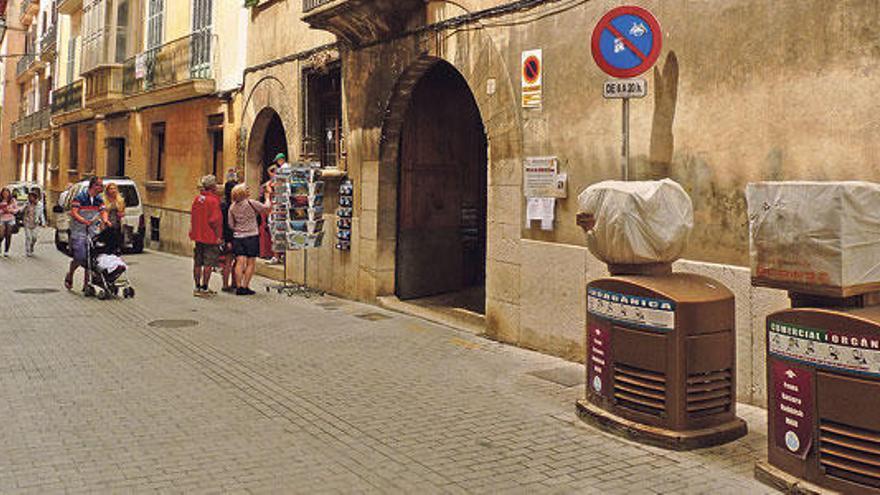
[0,236,770,493]
[3,0,880,493]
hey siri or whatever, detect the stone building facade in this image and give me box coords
[46,0,248,254]
[281,0,880,408]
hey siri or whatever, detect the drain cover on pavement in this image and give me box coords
[147,319,199,329]
[14,288,59,294]
[354,312,391,321]
[527,366,586,388]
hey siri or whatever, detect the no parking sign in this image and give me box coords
[590,6,663,181]
[591,6,662,78]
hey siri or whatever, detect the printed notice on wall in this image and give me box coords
[526,197,555,230]
[524,157,562,197]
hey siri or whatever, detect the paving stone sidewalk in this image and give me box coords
[0,235,774,493]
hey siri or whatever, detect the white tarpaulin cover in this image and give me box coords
[747,181,880,290]
[577,179,694,265]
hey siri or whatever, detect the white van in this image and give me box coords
[53,177,145,254]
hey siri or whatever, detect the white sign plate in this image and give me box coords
[603,78,647,99]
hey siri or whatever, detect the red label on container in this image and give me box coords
[771,360,813,459]
[588,321,611,398]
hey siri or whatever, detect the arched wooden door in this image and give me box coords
[395,62,487,305]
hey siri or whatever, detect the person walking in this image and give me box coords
[103,183,126,254]
[189,175,223,297]
[22,191,43,257]
[0,187,19,257]
[228,183,269,296]
[65,177,108,291]
[220,178,238,293]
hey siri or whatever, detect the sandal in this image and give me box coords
[64,275,73,290]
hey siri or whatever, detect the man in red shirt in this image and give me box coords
[189,175,223,297]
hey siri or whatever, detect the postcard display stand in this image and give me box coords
[336,179,353,250]
[267,162,325,294]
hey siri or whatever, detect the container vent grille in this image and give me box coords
[819,420,880,489]
[613,363,666,416]
[686,369,732,418]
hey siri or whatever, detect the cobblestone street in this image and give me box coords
[0,238,773,494]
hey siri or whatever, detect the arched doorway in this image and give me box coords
[246,107,289,186]
[395,61,487,313]
[261,112,288,183]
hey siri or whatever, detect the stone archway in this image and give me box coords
[241,75,296,189]
[394,60,487,310]
[368,29,524,331]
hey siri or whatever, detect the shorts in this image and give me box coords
[193,242,221,267]
[71,236,88,264]
[233,235,260,258]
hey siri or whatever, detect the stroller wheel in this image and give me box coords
[124,287,135,298]
[97,289,108,300]
[84,285,96,297]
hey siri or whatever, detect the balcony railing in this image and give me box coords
[84,65,124,107]
[11,108,50,140]
[40,24,57,55]
[123,33,216,96]
[16,53,35,77]
[19,0,37,23]
[51,80,84,115]
[303,0,334,12]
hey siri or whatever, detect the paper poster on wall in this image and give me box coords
[524,156,566,198]
[526,197,555,230]
[521,49,543,109]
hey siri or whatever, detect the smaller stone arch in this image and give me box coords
[241,75,297,187]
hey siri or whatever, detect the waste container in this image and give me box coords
[756,302,880,494]
[575,271,748,450]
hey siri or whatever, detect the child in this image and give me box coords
[22,191,43,257]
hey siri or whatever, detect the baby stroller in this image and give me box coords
[85,227,135,300]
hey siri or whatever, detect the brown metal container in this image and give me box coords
[576,273,748,450]
[760,306,880,494]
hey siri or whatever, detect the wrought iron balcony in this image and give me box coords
[16,52,35,78]
[301,0,424,46]
[303,0,333,12]
[51,80,84,115]
[56,0,82,15]
[19,0,38,24]
[123,33,216,98]
[40,24,57,56]
[11,108,50,140]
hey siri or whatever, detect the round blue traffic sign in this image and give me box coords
[591,6,662,78]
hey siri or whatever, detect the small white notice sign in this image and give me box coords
[603,78,647,99]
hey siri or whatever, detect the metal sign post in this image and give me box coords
[591,6,662,181]
[621,98,630,181]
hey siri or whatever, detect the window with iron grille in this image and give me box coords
[82,0,108,72]
[191,0,212,77]
[114,0,129,63]
[66,36,77,83]
[150,122,166,181]
[147,0,164,50]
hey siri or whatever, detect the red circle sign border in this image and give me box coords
[590,6,662,78]
[523,55,541,84]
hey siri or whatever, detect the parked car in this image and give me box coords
[53,177,145,254]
